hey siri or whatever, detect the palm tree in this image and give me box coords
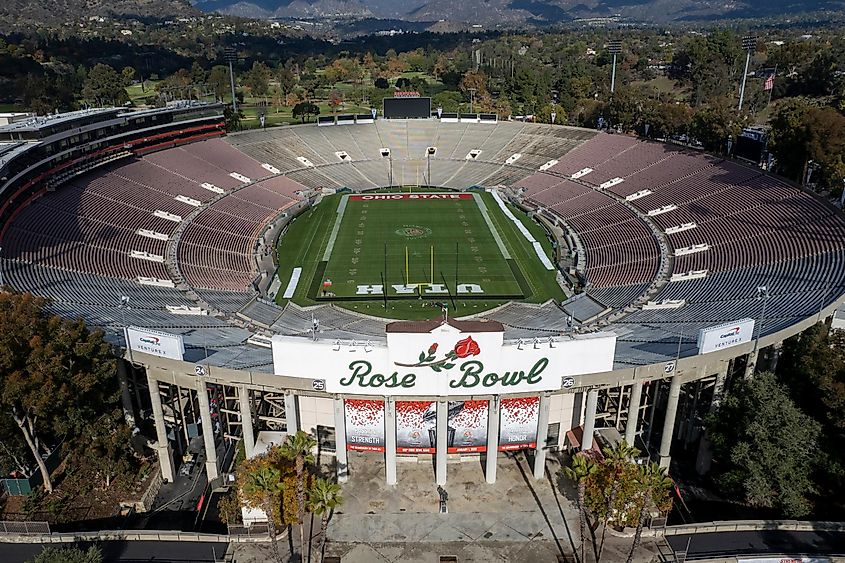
[308,478,344,563]
[597,440,640,562]
[242,465,285,563]
[280,430,318,560]
[562,453,598,563]
[625,463,672,563]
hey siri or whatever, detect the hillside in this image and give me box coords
[195,0,845,24]
[0,0,199,26]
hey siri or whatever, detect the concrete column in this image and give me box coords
[533,393,551,480]
[744,349,759,379]
[435,400,448,486]
[696,363,730,475]
[333,398,348,483]
[582,388,599,451]
[147,376,174,483]
[116,360,136,427]
[195,380,219,481]
[284,393,299,433]
[624,381,643,447]
[659,376,683,469]
[485,397,500,484]
[239,386,255,459]
[570,391,584,431]
[385,398,397,486]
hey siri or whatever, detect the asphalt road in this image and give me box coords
[0,540,229,563]
[667,529,845,560]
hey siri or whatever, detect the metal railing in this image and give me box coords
[0,520,50,534]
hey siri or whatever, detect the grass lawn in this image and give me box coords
[275,189,564,320]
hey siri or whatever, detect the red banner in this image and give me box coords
[349,193,472,201]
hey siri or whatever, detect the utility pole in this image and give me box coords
[609,39,622,94]
[224,47,238,113]
[469,88,476,114]
[738,36,757,112]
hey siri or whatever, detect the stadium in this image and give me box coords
[1,98,844,491]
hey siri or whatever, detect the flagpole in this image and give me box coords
[767,64,777,106]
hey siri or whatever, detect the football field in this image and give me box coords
[318,192,524,299]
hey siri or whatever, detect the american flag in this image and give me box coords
[764,73,775,91]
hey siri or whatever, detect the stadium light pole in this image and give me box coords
[225,47,238,113]
[737,36,757,112]
[745,285,770,378]
[120,296,133,365]
[609,40,622,95]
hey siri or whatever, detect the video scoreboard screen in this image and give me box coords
[383,97,432,119]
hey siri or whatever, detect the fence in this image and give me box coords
[0,520,50,534]
[228,523,270,537]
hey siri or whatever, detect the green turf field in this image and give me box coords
[319,192,523,299]
[275,188,566,319]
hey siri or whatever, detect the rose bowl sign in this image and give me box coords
[271,319,616,396]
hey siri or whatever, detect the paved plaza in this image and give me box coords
[318,450,667,563]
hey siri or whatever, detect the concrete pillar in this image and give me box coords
[570,391,584,430]
[696,363,729,475]
[659,376,683,469]
[435,400,448,486]
[624,381,643,447]
[284,393,299,433]
[485,397,500,484]
[533,393,551,480]
[116,360,136,427]
[744,349,759,379]
[582,388,599,451]
[333,398,348,483]
[195,380,219,481]
[239,386,255,459]
[385,398,397,486]
[147,376,174,483]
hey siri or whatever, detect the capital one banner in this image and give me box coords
[126,326,185,360]
[499,397,539,451]
[344,399,385,452]
[271,323,615,396]
[697,318,755,354]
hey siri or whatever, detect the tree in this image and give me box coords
[244,61,271,99]
[29,545,102,563]
[120,66,135,87]
[278,67,296,101]
[596,440,639,561]
[690,102,744,153]
[769,100,845,190]
[625,463,672,563]
[292,101,320,123]
[82,63,128,107]
[328,90,343,114]
[562,453,598,563]
[280,431,317,561]
[208,65,231,102]
[0,292,117,493]
[706,371,821,518]
[75,411,140,488]
[241,461,285,563]
[308,478,343,563]
[374,77,389,89]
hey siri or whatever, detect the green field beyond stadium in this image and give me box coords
[275,189,565,320]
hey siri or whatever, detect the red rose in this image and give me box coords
[453,336,481,358]
[428,343,438,355]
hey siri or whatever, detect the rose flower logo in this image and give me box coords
[395,336,481,372]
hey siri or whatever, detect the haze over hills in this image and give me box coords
[193,0,845,24]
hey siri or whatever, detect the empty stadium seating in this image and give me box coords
[3,123,845,373]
